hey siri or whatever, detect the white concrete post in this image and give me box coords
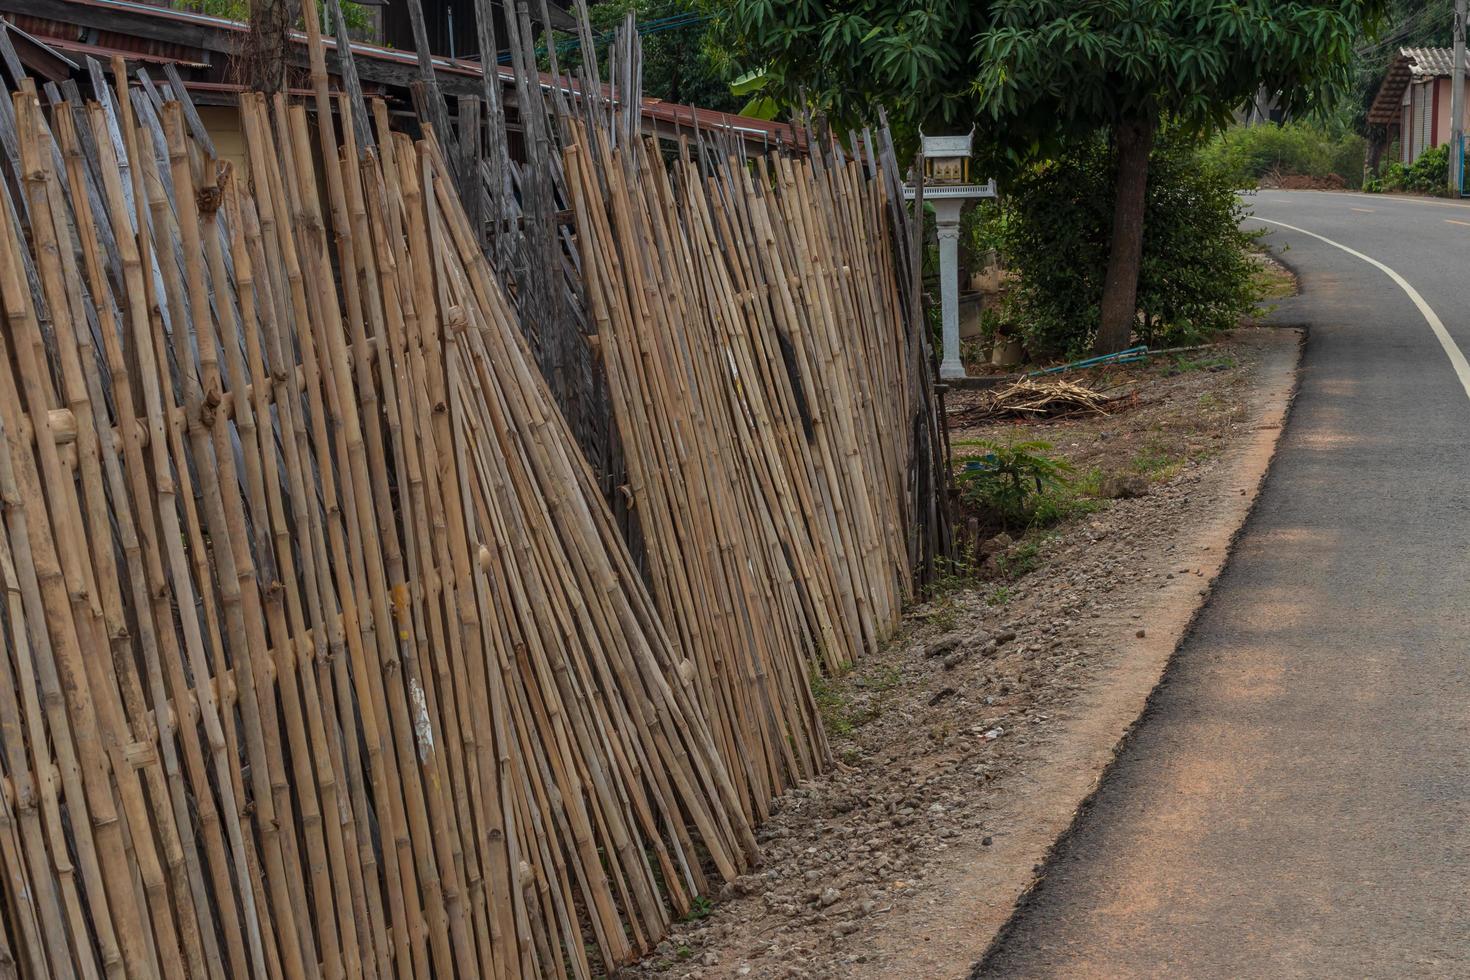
[903,171,994,381]
[933,198,967,380]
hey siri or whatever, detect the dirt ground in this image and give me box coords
[624,324,1297,980]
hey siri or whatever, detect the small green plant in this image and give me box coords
[809,669,853,737]
[809,661,898,738]
[1251,252,1297,301]
[995,535,1052,579]
[920,594,961,632]
[927,556,980,597]
[955,439,1074,531]
[1130,442,1185,481]
[1071,466,1105,497]
[1029,485,1104,527]
[856,666,902,693]
[986,585,1012,606]
[682,896,715,922]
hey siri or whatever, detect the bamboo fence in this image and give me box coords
[564,122,925,818]
[0,58,761,977]
[0,8,948,976]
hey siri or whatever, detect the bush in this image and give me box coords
[1198,121,1366,189]
[1002,131,1260,358]
[1367,143,1449,196]
[955,439,1073,530]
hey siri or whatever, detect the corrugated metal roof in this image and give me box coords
[1403,47,1470,78]
[1366,48,1470,125]
[34,32,207,69]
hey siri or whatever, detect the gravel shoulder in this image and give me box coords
[624,325,1302,980]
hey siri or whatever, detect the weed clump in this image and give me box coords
[955,439,1082,533]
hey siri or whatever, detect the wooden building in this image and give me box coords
[0,0,802,157]
[1368,47,1470,167]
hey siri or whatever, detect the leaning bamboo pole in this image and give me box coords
[0,59,785,977]
[564,120,930,818]
[0,8,947,972]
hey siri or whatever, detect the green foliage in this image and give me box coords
[175,0,372,34]
[809,669,853,736]
[995,535,1052,579]
[554,0,741,114]
[681,896,715,922]
[971,2,1388,141]
[955,439,1073,530]
[728,67,781,119]
[1367,144,1450,195]
[1352,0,1452,130]
[719,1,977,142]
[962,199,1009,261]
[1129,438,1189,482]
[1200,122,1367,188]
[808,663,892,737]
[726,0,1383,357]
[724,1,1387,161]
[1002,132,1260,357]
[1029,485,1104,527]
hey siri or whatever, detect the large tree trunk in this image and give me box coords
[1095,117,1156,355]
[244,0,291,96]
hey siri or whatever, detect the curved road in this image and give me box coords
[975,190,1470,978]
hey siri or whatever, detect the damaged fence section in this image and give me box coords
[0,36,943,980]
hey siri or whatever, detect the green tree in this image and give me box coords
[726,1,1387,354]
[1004,132,1260,358]
[1353,0,1452,130]
[552,1,741,113]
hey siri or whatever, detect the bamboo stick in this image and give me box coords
[0,49,938,976]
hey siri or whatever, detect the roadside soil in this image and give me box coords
[625,324,1300,980]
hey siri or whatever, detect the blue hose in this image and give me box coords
[1027,345,1148,377]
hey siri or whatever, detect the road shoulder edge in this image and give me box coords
[832,324,1303,979]
[958,326,1304,976]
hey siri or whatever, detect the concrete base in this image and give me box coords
[939,358,967,380]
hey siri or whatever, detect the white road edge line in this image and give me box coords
[1256,216,1470,401]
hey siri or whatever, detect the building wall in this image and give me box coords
[1434,76,1470,154]
[1402,77,1470,164]
[381,0,519,61]
[198,105,247,176]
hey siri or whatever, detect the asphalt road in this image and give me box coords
[973,190,1470,979]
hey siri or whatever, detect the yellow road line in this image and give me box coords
[1351,207,1375,213]
[1446,218,1470,227]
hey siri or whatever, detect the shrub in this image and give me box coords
[1198,121,1366,189]
[961,199,1009,262]
[1002,131,1260,358]
[955,439,1073,530]
[1367,143,1449,196]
